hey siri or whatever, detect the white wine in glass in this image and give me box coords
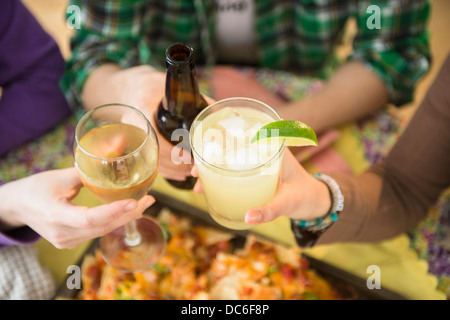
[74,104,166,273]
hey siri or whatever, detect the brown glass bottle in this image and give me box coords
[155,43,208,189]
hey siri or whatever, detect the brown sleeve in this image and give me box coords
[316,53,450,244]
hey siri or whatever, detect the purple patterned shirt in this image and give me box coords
[0,0,70,248]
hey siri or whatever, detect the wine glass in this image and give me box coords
[74,103,166,273]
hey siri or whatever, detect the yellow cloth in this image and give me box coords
[304,236,445,300]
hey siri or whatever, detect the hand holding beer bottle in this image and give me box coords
[80,44,212,186]
[154,43,210,189]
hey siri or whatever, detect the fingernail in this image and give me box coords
[144,197,155,208]
[193,183,202,194]
[245,209,263,224]
[124,201,138,212]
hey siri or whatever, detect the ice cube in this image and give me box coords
[203,127,225,145]
[217,113,246,137]
[202,141,224,165]
[225,147,260,170]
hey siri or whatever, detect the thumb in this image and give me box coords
[55,167,82,186]
[244,191,290,225]
[49,167,83,200]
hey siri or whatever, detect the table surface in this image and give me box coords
[1,66,448,300]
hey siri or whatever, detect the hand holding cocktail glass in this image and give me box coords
[191,150,331,225]
[189,97,324,230]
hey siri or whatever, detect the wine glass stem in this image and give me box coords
[124,220,142,247]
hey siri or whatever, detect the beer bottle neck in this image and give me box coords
[163,65,203,114]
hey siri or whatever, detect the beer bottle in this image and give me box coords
[155,43,209,189]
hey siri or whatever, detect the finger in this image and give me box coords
[53,196,156,248]
[83,195,155,228]
[245,206,279,225]
[64,199,137,229]
[193,179,203,194]
[52,167,82,187]
[61,195,155,229]
[244,190,290,224]
[190,163,202,192]
[51,167,83,200]
[204,95,216,105]
[75,197,157,246]
[191,165,198,177]
[281,148,307,180]
[58,209,143,249]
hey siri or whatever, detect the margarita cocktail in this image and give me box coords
[190,98,285,230]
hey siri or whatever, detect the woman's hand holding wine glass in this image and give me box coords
[0,167,155,249]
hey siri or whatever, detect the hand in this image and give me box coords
[112,66,191,180]
[83,64,190,180]
[110,65,215,181]
[191,149,332,224]
[0,168,155,249]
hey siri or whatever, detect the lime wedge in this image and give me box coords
[251,120,318,147]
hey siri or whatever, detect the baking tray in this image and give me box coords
[55,190,406,300]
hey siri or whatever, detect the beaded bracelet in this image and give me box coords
[291,173,344,232]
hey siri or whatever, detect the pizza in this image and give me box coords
[77,208,342,300]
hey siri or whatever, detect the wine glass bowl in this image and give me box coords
[74,104,166,273]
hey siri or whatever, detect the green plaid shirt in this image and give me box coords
[62,0,431,112]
